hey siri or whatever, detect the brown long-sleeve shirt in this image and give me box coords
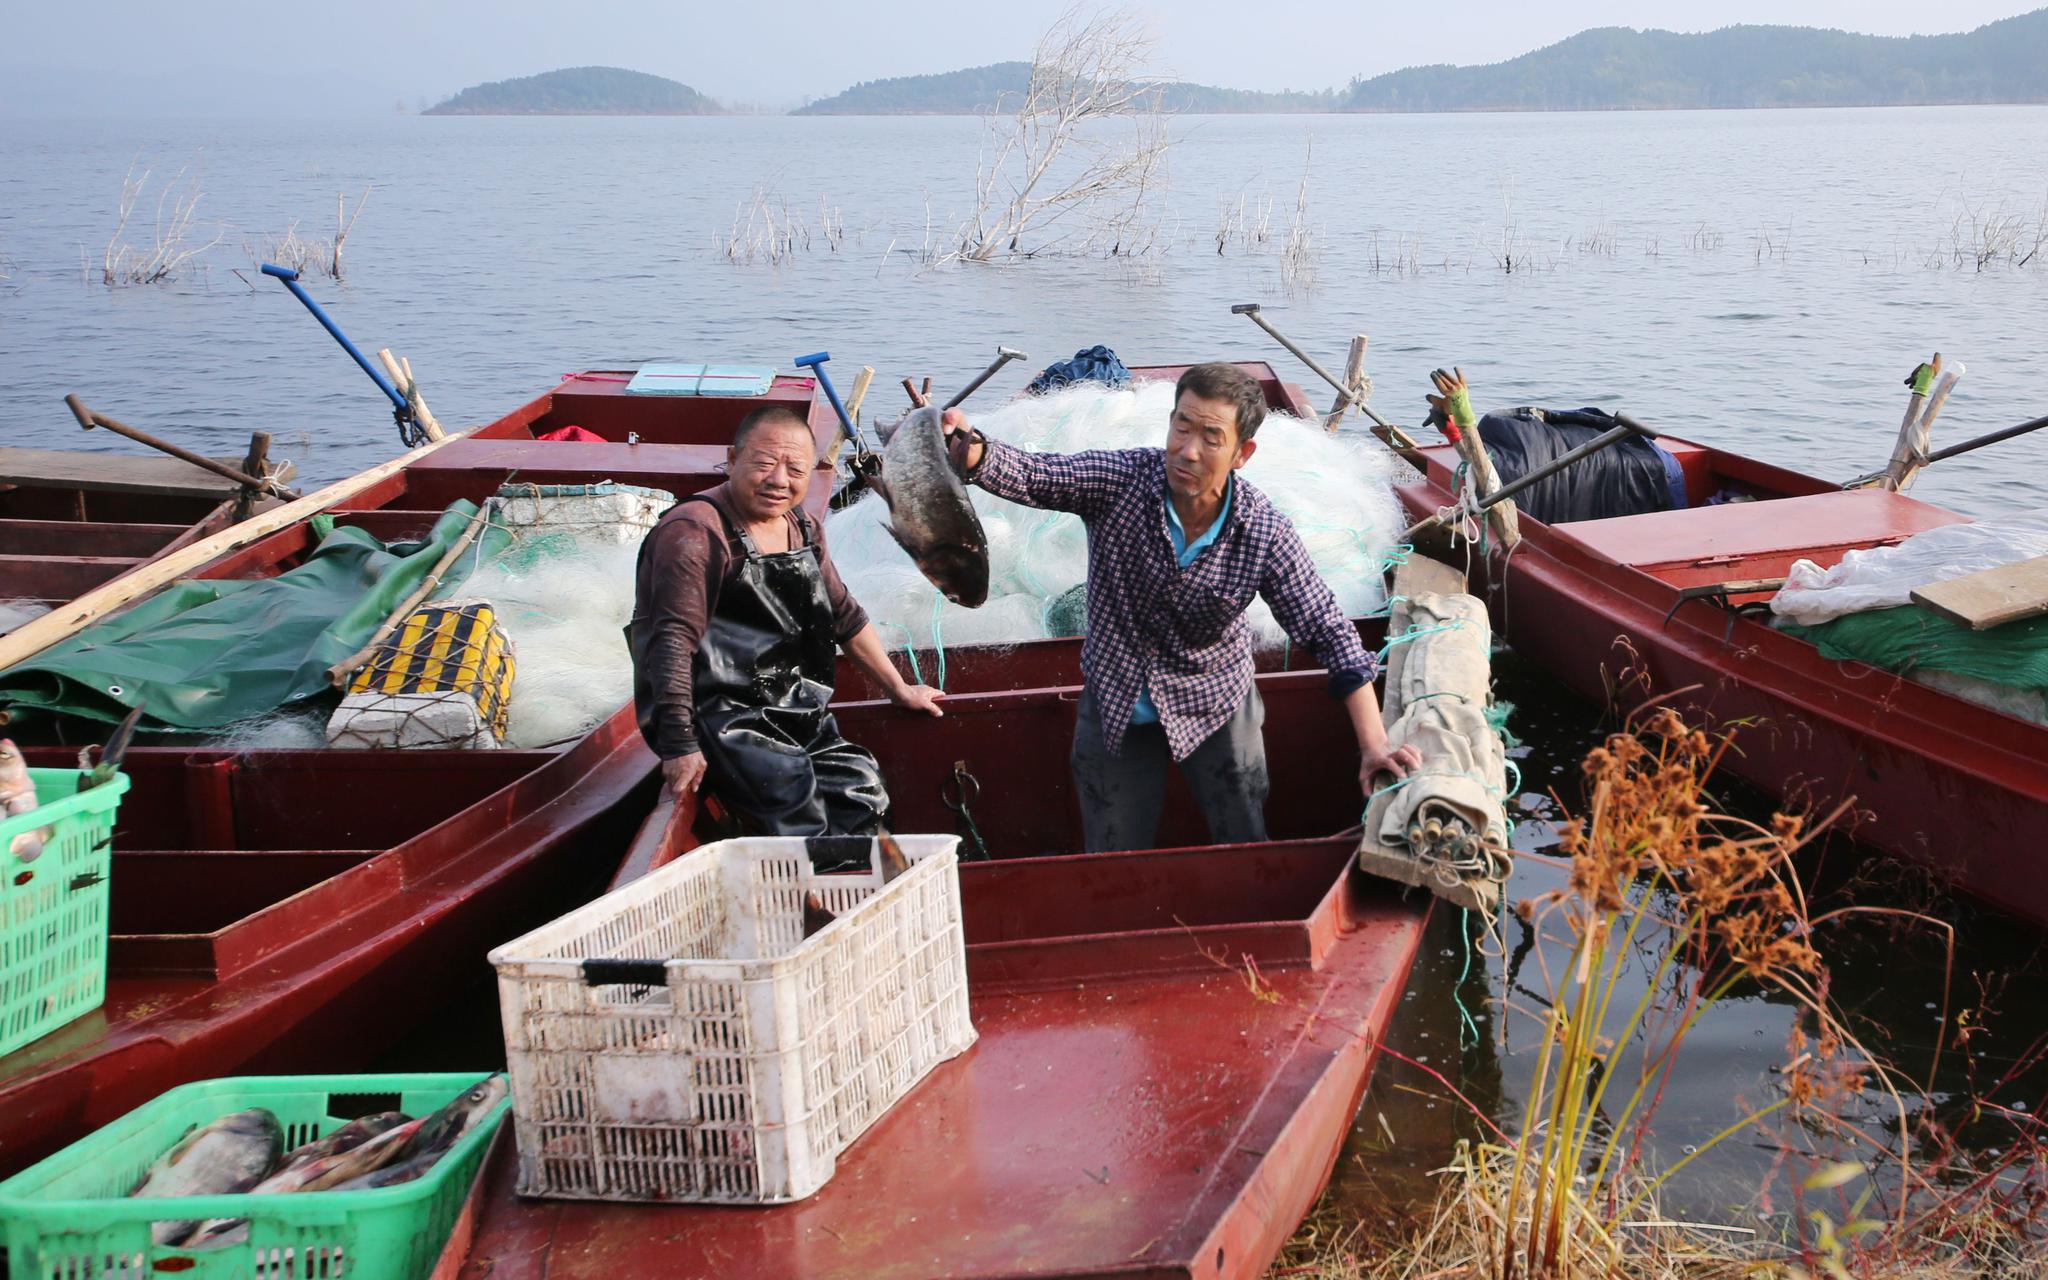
[630,485,868,759]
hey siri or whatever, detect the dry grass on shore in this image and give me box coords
[1269,709,2048,1280]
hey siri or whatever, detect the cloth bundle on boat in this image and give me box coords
[1474,407,1686,523]
[0,504,502,732]
[1358,588,1510,912]
[1771,513,2048,724]
[1025,345,1131,395]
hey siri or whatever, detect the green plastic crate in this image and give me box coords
[0,767,127,1060]
[0,1071,509,1280]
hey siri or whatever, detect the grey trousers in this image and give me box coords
[1070,684,1270,853]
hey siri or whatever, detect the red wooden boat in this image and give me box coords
[4,360,1429,1278]
[450,671,1425,1280]
[0,374,843,1174]
[437,364,1431,1280]
[1393,432,2048,924]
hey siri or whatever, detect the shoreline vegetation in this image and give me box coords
[422,10,2048,117]
[1270,710,2048,1279]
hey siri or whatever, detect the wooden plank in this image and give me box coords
[1911,554,2048,631]
[0,446,275,500]
[0,430,472,672]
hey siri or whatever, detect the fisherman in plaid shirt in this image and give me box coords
[943,362,1420,852]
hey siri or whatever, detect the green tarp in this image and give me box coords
[1777,604,2048,691]
[0,503,500,732]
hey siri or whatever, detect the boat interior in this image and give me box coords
[1404,435,1971,604]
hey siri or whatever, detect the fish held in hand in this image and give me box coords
[870,406,990,607]
[0,739,53,864]
[130,1108,283,1246]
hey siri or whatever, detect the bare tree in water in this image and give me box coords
[955,5,1171,262]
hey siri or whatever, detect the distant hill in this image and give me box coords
[1341,10,2048,111]
[426,66,717,115]
[794,61,1338,115]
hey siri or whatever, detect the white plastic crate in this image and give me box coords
[488,835,975,1205]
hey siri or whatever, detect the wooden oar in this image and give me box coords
[0,429,471,672]
[1399,411,1662,542]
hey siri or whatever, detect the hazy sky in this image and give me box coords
[3,1,2039,115]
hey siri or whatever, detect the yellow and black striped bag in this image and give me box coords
[345,600,516,741]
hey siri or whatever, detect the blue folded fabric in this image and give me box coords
[1026,346,1131,395]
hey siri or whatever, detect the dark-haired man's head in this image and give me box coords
[1164,362,1267,508]
[727,406,817,523]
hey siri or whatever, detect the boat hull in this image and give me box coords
[1395,448,2048,924]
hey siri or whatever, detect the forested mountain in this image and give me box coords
[425,66,717,115]
[794,62,1338,115]
[1341,10,2048,111]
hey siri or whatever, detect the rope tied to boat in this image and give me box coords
[940,761,990,860]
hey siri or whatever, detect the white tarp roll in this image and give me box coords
[1360,592,1509,905]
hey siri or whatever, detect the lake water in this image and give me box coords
[7,107,2048,1237]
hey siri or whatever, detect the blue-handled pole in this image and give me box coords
[260,263,408,415]
[793,351,855,440]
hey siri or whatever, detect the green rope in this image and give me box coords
[1455,907,1482,1050]
[928,591,949,691]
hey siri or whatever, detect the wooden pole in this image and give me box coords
[232,431,273,522]
[1905,366,1965,487]
[0,429,471,672]
[66,394,296,497]
[1322,336,1368,434]
[378,349,446,442]
[1879,353,1940,492]
[845,366,875,425]
[323,502,492,688]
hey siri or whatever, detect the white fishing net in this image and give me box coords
[453,527,643,750]
[827,381,1405,654]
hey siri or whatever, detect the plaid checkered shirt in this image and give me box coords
[971,440,1378,760]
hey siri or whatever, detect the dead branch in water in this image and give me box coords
[100,158,223,286]
[951,4,1173,263]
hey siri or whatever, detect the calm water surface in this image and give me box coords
[7,107,2048,1228]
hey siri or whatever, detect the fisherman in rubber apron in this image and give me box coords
[630,405,944,835]
[942,362,1421,853]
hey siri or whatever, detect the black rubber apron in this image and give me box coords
[687,498,889,841]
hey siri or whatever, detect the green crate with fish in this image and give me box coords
[0,1070,507,1279]
[0,732,130,1061]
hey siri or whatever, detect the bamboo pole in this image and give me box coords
[1322,335,1368,434]
[1878,353,1940,492]
[378,348,446,441]
[844,365,875,425]
[1895,366,1965,492]
[323,503,492,688]
[0,429,472,672]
